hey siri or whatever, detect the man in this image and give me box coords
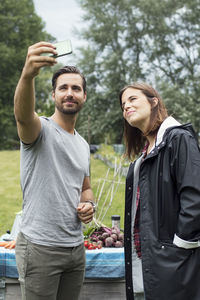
[14,41,95,300]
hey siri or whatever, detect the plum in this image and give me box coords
[111,229,118,235]
[98,235,104,241]
[115,241,123,248]
[118,233,124,241]
[105,237,114,247]
[111,233,118,242]
[102,232,110,240]
[112,226,120,234]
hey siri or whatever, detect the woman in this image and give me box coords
[119,82,200,300]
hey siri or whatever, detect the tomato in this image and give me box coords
[84,240,89,248]
[88,245,94,250]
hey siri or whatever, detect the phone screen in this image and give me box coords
[53,40,72,57]
[41,40,72,57]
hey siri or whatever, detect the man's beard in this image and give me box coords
[55,100,83,115]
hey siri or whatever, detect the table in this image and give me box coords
[85,247,125,278]
[0,247,126,300]
[0,247,125,279]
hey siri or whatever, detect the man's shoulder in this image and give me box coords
[75,130,89,146]
[39,116,54,133]
[39,116,49,123]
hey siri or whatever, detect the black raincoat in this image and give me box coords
[124,123,200,300]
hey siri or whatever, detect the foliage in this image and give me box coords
[35,63,64,117]
[140,0,200,135]
[0,103,19,149]
[75,0,200,143]
[0,0,55,149]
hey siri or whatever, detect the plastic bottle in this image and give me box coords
[111,215,120,229]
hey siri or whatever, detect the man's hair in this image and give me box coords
[52,66,86,93]
[119,82,168,160]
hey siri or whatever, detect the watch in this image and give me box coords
[85,200,96,213]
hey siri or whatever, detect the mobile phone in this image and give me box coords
[42,40,73,58]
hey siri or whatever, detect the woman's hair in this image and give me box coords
[119,82,168,160]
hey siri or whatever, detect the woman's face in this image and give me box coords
[121,88,152,133]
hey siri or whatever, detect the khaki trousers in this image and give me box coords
[15,232,85,300]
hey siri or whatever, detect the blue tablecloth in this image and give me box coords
[0,247,125,279]
[0,249,17,278]
[85,247,125,278]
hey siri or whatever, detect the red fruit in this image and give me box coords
[118,233,124,241]
[84,240,89,248]
[111,233,118,242]
[105,237,114,247]
[112,226,120,234]
[115,241,123,248]
[111,229,118,235]
[102,232,110,240]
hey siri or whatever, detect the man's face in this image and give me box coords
[52,73,86,115]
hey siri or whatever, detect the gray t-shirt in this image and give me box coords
[20,117,90,247]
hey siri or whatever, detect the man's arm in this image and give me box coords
[14,41,57,144]
[77,176,95,224]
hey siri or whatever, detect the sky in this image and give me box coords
[33,0,86,64]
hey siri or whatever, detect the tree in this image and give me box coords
[0,0,54,149]
[138,0,200,134]
[75,0,200,143]
[76,0,149,143]
[35,63,64,117]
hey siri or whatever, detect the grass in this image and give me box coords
[0,151,22,235]
[96,144,129,167]
[0,150,126,236]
